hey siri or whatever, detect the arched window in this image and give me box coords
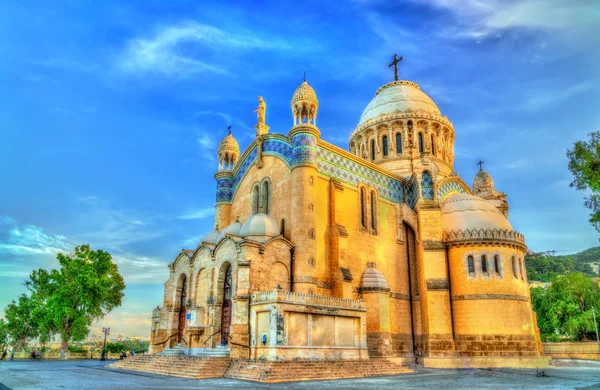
[418,133,424,153]
[481,255,488,274]
[519,258,525,280]
[251,185,260,215]
[467,256,475,274]
[494,255,500,274]
[370,139,376,161]
[370,190,377,231]
[382,135,388,157]
[360,187,366,229]
[260,180,270,214]
[511,256,518,278]
[395,133,402,154]
[431,134,436,156]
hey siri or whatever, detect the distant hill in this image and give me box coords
[571,246,600,263]
[526,246,599,282]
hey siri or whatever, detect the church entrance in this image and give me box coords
[220,265,232,345]
[177,276,187,343]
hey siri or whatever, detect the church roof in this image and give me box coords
[358,80,440,125]
[291,81,318,106]
[441,193,512,232]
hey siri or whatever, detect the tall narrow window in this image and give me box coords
[370,191,377,231]
[431,134,436,156]
[382,136,388,157]
[519,258,525,280]
[468,256,475,274]
[511,256,518,278]
[494,255,500,274]
[481,255,488,274]
[370,140,376,161]
[396,133,402,154]
[251,185,259,215]
[418,133,424,153]
[360,187,366,229]
[260,181,270,214]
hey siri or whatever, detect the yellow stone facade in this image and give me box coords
[149,76,547,367]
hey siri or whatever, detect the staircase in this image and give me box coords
[158,343,185,356]
[109,355,231,379]
[224,358,414,383]
[191,345,230,358]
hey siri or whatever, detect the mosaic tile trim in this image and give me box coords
[437,179,468,200]
[317,146,405,203]
[406,178,419,208]
[262,138,293,166]
[217,138,294,202]
[292,133,318,166]
[421,171,434,200]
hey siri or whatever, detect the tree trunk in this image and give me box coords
[59,335,70,360]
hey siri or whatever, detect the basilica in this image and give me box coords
[148,65,548,368]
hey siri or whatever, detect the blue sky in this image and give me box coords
[1,0,599,337]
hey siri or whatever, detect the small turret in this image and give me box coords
[217,129,240,171]
[291,76,319,126]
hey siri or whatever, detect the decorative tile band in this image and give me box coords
[422,171,434,200]
[292,132,318,166]
[406,178,419,208]
[437,179,467,200]
[317,146,404,203]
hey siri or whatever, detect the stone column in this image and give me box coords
[288,124,320,294]
[415,201,456,357]
[214,171,233,229]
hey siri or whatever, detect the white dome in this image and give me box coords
[199,228,220,247]
[217,220,242,242]
[360,263,389,290]
[239,213,280,242]
[441,193,512,233]
[359,80,441,125]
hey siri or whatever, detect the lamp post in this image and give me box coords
[100,327,110,361]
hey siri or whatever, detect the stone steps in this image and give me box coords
[109,355,231,379]
[224,359,414,383]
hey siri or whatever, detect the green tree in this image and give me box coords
[3,294,45,350]
[0,319,8,351]
[531,273,600,341]
[27,245,125,359]
[567,131,600,233]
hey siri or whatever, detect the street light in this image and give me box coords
[100,327,110,361]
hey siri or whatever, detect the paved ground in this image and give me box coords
[0,359,599,389]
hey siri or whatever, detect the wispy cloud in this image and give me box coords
[178,207,214,220]
[519,80,596,111]
[119,21,314,78]
[409,0,600,42]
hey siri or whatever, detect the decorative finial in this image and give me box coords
[303,71,306,82]
[388,54,403,81]
[477,160,484,171]
[227,125,232,135]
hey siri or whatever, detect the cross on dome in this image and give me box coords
[388,54,403,81]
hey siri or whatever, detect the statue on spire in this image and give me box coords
[254,96,270,136]
[388,54,403,81]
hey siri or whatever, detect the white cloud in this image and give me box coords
[178,208,214,220]
[409,0,600,41]
[119,21,312,78]
[519,80,596,111]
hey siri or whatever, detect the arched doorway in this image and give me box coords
[177,276,187,343]
[220,265,232,345]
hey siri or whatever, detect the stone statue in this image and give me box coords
[254,96,270,136]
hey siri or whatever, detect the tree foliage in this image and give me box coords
[104,339,149,354]
[3,294,45,350]
[567,131,600,233]
[531,273,600,341]
[25,244,125,359]
[526,254,597,282]
[0,319,8,350]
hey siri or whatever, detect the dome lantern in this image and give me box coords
[291,75,318,126]
[217,127,240,171]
